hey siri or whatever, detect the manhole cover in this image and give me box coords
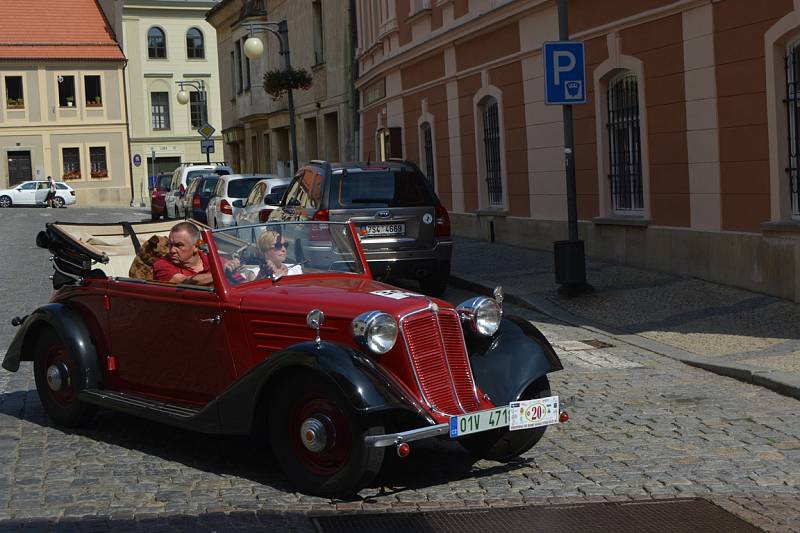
[313,499,760,533]
[581,339,613,349]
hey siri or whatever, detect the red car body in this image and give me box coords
[149,174,172,220]
[4,220,564,497]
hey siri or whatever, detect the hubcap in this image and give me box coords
[46,363,69,392]
[300,416,331,452]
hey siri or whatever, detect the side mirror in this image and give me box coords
[232,199,244,208]
[264,193,279,205]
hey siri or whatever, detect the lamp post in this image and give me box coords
[174,79,210,163]
[242,20,299,173]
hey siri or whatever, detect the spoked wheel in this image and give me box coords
[33,329,95,427]
[460,375,551,462]
[54,196,65,208]
[269,374,385,497]
[0,195,11,208]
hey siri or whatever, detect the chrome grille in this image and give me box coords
[401,308,478,415]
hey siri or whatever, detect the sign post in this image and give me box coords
[198,122,216,164]
[544,0,590,294]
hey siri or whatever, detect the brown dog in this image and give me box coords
[128,235,169,280]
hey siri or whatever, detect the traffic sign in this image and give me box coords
[543,41,586,105]
[200,138,215,154]
[198,122,215,139]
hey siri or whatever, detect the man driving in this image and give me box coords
[153,222,213,286]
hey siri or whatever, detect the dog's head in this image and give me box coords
[142,235,170,261]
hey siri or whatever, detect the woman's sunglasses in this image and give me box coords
[273,241,289,250]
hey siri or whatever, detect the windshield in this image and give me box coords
[211,221,365,286]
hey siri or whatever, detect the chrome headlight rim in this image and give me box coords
[352,311,398,355]
[457,296,502,336]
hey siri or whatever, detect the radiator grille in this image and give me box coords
[401,309,478,415]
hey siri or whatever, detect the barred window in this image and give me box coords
[420,122,435,186]
[147,27,166,59]
[607,72,643,213]
[186,28,204,59]
[480,97,503,207]
[151,91,170,130]
[787,42,800,216]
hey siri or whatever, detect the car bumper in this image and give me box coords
[364,240,452,278]
[365,423,450,448]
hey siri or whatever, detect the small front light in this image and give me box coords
[352,311,398,355]
[457,296,502,336]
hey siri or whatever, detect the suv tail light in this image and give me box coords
[220,199,233,215]
[70,190,76,197]
[312,209,329,221]
[151,189,158,200]
[192,194,201,209]
[434,204,451,237]
[311,209,330,240]
[259,208,273,222]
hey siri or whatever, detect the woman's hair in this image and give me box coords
[257,230,280,255]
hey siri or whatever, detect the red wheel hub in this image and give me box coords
[288,395,352,476]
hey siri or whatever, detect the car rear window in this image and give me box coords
[331,169,435,208]
[55,183,69,190]
[157,175,172,190]
[227,178,262,198]
[200,177,219,194]
[186,170,209,185]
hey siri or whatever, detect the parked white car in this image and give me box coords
[164,163,233,220]
[233,176,290,227]
[0,180,76,208]
[206,174,265,228]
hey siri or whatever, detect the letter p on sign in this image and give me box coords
[544,41,586,105]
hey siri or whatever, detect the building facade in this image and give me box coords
[207,0,357,176]
[0,0,131,206]
[121,0,224,207]
[356,0,800,301]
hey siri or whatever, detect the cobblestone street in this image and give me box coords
[0,208,799,531]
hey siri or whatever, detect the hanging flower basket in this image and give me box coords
[263,67,312,100]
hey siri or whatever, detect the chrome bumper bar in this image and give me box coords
[364,423,450,448]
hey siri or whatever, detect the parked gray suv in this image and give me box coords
[268,159,452,295]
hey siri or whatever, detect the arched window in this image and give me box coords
[479,96,503,207]
[420,122,435,186]
[607,71,643,212]
[186,27,205,59]
[147,27,166,59]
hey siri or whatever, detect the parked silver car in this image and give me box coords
[164,162,232,220]
[206,174,265,229]
[233,176,290,228]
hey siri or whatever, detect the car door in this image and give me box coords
[105,280,235,404]
[35,182,50,204]
[207,178,225,227]
[14,181,39,204]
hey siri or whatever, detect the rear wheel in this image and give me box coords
[54,196,65,208]
[33,329,96,427]
[460,376,551,462]
[419,262,450,297]
[0,195,11,208]
[268,373,385,497]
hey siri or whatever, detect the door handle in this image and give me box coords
[200,315,221,325]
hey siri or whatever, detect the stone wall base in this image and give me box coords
[71,186,133,207]
[451,213,800,302]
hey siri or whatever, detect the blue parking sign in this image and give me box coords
[544,41,586,105]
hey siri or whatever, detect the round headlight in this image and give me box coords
[457,296,502,336]
[352,311,398,355]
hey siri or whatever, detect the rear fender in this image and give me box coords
[468,315,562,407]
[215,341,431,434]
[2,304,102,390]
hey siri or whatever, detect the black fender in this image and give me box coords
[213,341,432,434]
[467,314,562,407]
[2,303,102,390]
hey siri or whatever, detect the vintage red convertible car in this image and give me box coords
[3,219,566,496]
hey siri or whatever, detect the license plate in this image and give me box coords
[363,223,405,237]
[449,396,560,438]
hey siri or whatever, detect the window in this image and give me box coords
[147,27,166,59]
[151,92,170,130]
[90,147,108,178]
[84,75,102,106]
[235,40,243,94]
[5,76,23,109]
[244,46,251,91]
[186,27,204,59]
[57,75,76,107]
[62,147,81,180]
[313,0,324,64]
[787,42,800,216]
[189,91,207,129]
[229,51,236,100]
[481,97,503,207]
[421,122,434,186]
[607,72,643,213]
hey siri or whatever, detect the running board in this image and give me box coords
[78,389,223,432]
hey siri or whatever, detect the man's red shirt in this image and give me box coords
[153,251,210,282]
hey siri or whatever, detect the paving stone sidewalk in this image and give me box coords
[450,237,800,401]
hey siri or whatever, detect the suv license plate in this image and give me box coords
[449,396,560,438]
[364,223,405,237]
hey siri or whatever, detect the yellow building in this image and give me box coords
[121,0,224,206]
[0,0,132,206]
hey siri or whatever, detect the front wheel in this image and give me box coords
[33,329,96,427]
[0,195,11,208]
[268,373,385,497]
[460,376,551,462]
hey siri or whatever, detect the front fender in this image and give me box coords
[468,315,562,407]
[215,341,431,434]
[2,303,102,390]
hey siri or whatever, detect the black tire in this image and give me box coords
[151,211,161,221]
[0,195,11,208]
[268,373,385,497]
[33,329,96,427]
[460,376,551,462]
[419,262,450,297]
[53,196,65,208]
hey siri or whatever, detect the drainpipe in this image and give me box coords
[349,0,360,160]
[122,60,139,207]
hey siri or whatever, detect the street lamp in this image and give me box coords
[175,80,210,163]
[242,20,299,173]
